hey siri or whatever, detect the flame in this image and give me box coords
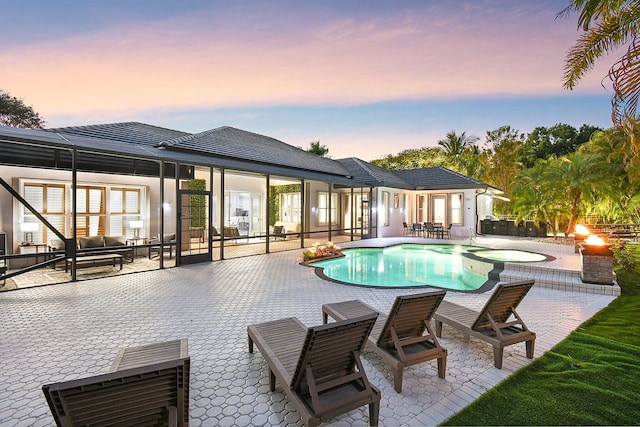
[584,234,606,246]
[575,224,590,235]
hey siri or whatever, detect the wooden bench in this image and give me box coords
[65,253,123,272]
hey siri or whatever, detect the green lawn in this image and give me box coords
[442,251,640,426]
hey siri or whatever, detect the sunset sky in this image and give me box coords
[3,0,618,160]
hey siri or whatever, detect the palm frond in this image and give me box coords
[610,36,640,152]
[563,17,629,89]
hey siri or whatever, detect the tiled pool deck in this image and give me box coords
[0,237,618,426]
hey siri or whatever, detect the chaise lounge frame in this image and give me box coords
[247,313,381,426]
[434,280,536,369]
[43,338,190,427]
[322,291,448,393]
[42,357,190,427]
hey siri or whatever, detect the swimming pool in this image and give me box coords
[310,244,550,291]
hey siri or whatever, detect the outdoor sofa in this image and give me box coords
[49,235,135,269]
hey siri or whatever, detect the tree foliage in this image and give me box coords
[0,89,45,128]
[480,126,525,213]
[372,121,637,234]
[307,140,329,157]
[559,1,640,141]
[371,147,449,170]
[437,130,479,157]
[511,159,568,235]
[521,123,602,167]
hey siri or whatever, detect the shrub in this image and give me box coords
[303,242,343,261]
[611,240,636,271]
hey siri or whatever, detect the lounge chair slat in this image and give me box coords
[322,290,448,392]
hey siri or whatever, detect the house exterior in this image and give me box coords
[0,122,501,282]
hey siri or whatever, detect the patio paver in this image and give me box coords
[0,238,617,426]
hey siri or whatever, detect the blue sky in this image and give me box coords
[2,1,616,160]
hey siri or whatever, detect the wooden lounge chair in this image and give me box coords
[42,357,191,427]
[247,313,381,426]
[322,291,448,393]
[434,280,536,369]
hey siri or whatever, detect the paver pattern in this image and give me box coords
[0,238,616,426]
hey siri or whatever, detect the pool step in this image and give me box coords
[499,263,620,296]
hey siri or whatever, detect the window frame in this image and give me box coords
[317,191,338,226]
[381,191,390,226]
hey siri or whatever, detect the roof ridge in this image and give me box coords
[161,126,297,149]
[434,166,485,185]
[352,158,384,183]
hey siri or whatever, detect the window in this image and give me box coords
[432,195,446,225]
[404,194,410,222]
[75,186,106,237]
[21,180,145,241]
[109,188,141,236]
[23,183,66,243]
[280,193,301,223]
[317,192,338,226]
[417,195,427,222]
[381,191,390,226]
[451,193,463,225]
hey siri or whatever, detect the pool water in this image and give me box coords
[310,244,548,291]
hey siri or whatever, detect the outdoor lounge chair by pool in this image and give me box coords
[322,291,448,393]
[247,313,381,426]
[43,338,190,427]
[434,280,536,369]
[42,357,191,427]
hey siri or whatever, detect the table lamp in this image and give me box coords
[130,220,143,239]
[20,222,39,243]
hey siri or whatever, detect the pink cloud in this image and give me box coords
[2,2,615,121]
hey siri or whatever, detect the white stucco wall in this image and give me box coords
[376,187,485,239]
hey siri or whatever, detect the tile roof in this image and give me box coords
[336,158,413,189]
[46,122,190,146]
[160,126,352,177]
[394,167,492,190]
[5,123,493,191]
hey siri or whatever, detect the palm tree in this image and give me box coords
[559,1,640,134]
[512,160,568,238]
[437,131,479,157]
[544,149,611,235]
[582,127,639,221]
[307,140,329,157]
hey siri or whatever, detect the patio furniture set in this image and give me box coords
[41,280,536,426]
[403,222,452,239]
